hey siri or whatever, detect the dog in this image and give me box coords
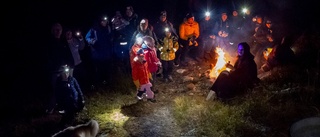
[52,119,99,137]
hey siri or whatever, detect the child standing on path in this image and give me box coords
[158,28,179,82]
[132,48,156,102]
[141,36,161,92]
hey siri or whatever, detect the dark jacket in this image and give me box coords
[47,36,74,73]
[56,76,84,112]
[210,42,259,100]
[85,24,113,61]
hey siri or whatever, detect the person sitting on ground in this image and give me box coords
[207,42,260,101]
[259,36,296,73]
[56,65,85,126]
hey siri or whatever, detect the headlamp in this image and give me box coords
[60,65,70,73]
[242,8,248,14]
[64,68,69,72]
[164,27,169,32]
[205,11,210,17]
[136,37,143,43]
[103,16,108,21]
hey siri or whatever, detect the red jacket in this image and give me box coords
[129,44,142,68]
[132,59,150,85]
[144,47,159,73]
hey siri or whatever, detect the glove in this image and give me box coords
[133,80,140,89]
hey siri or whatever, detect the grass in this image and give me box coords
[67,64,319,137]
[171,65,319,137]
[2,55,319,137]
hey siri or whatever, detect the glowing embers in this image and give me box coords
[263,48,273,60]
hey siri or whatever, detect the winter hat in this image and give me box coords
[185,13,194,19]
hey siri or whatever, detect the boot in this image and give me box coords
[206,90,216,101]
[136,90,145,100]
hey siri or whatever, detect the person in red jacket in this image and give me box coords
[141,36,161,92]
[132,48,156,102]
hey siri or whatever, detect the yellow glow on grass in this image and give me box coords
[97,109,129,126]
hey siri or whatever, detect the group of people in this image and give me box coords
[45,4,296,117]
[45,22,86,127]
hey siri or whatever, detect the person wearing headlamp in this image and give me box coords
[130,18,159,49]
[198,11,217,62]
[158,27,179,82]
[56,65,85,125]
[132,48,156,102]
[129,35,144,69]
[85,14,114,87]
[153,10,178,42]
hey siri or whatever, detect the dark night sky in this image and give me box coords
[2,0,319,99]
[8,0,318,46]
[8,0,318,39]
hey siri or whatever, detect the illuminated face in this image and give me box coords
[266,23,272,28]
[221,14,227,21]
[187,17,194,23]
[140,19,148,30]
[232,11,238,16]
[237,45,244,57]
[256,17,263,24]
[60,67,70,80]
[205,16,210,21]
[137,55,145,62]
[144,37,155,48]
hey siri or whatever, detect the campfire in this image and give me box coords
[209,47,228,79]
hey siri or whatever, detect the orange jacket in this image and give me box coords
[179,20,200,41]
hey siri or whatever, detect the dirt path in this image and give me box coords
[120,60,212,137]
[123,104,181,137]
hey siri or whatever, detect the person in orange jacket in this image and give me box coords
[176,13,200,66]
[131,48,156,102]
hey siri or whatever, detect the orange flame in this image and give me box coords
[209,47,229,78]
[263,48,273,60]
